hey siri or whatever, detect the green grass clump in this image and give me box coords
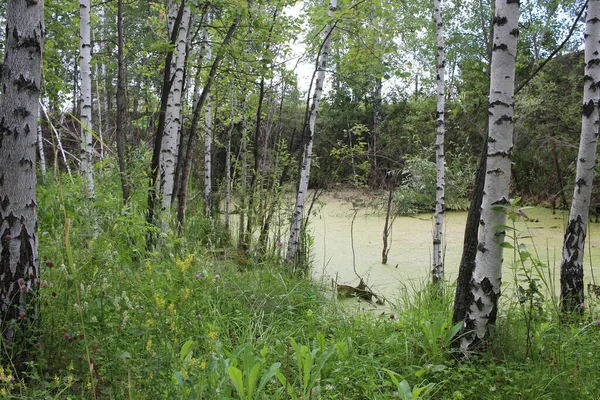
[1,168,600,399]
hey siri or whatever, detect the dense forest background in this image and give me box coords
[0,0,587,214]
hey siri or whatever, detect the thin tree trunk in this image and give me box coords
[461,0,519,353]
[159,2,191,217]
[80,0,95,198]
[560,0,600,314]
[37,105,47,178]
[452,140,487,325]
[432,0,446,284]
[382,181,395,264]
[147,0,186,234]
[225,87,235,233]
[176,19,239,233]
[286,0,337,266]
[0,0,43,363]
[116,0,130,203]
[203,43,213,217]
[238,93,249,247]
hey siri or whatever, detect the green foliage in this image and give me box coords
[393,153,474,214]
[6,170,600,399]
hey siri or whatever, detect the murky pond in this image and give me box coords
[308,190,600,301]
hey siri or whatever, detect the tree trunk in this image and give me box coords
[116,0,130,203]
[452,140,487,325]
[176,18,239,234]
[146,0,186,235]
[203,45,213,217]
[79,0,95,199]
[0,0,43,362]
[37,105,47,178]
[159,2,191,217]
[225,87,235,233]
[432,0,445,284]
[560,0,600,314]
[286,0,337,267]
[461,0,519,353]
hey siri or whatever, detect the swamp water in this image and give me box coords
[307,191,600,302]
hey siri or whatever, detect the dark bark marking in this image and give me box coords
[493,43,509,51]
[582,99,595,117]
[494,115,513,125]
[489,100,511,108]
[13,74,38,92]
[494,16,508,26]
[1,196,9,211]
[509,28,519,37]
[477,242,487,253]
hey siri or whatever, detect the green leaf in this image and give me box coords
[179,340,194,362]
[228,365,245,400]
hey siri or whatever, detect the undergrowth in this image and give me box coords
[1,166,599,399]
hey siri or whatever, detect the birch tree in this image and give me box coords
[159,1,191,215]
[0,0,43,359]
[461,0,519,352]
[432,0,445,284]
[80,0,94,198]
[203,33,213,216]
[560,0,600,314]
[286,0,337,266]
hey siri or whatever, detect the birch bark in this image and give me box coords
[0,0,44,349]
[560,0,600,313]
[432,0,446,283]
[159,2,191,215]
[461,0,519,352]
[80,0,95,198]
[286,0,337,266]
[203,35,213,217]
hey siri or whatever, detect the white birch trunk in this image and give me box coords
[461,0,519,352]
[159,2,191,214]
[225,86,235,232]
[432,0,445,283]
[286,0,337,265]
[203,37,213,217]
[37,105,47,177]
[560,0,600,313]
[0,0,43,346]
[80,0,95,198]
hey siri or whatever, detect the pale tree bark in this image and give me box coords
[37,105,47,178]
[225,86,235,232]
[0,0,43,357]
[159,2,191,216]
[432,0,445,284]
[560,0,600,314]
[286,0,337,266]
[461,0,519,353]
[147,0,186,237]
[238,92,249,247]
[203,35,213,217]
[80,0,95,198]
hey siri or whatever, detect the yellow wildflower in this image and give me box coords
[199,359,207,370]
[183,288,191,300]
[208,330,218,343]
[154,294,166,309]
[146,339,152,352]
[168,302,177,316]
[176,254,194,273]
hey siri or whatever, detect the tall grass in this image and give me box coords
[1,165,599,399]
